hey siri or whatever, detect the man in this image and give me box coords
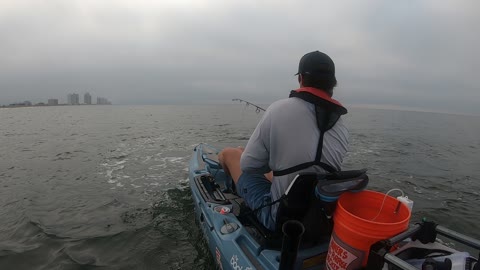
[219,51,349,231]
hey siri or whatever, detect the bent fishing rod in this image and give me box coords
[232,98,265,113]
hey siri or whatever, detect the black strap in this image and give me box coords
[314,106,327,162]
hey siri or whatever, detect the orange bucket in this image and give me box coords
[325,190,411,270]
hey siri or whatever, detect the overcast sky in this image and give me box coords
[1,0,479,114]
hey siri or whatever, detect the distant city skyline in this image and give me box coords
[1,91,111,107]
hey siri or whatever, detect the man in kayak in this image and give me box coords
[219,51,349,231]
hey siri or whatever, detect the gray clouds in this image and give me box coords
[1,0,479,114]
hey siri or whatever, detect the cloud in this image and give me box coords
[0,0,478,114]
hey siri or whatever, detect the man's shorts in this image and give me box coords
[237,172,275,231]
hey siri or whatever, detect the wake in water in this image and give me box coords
[100,135,191,193]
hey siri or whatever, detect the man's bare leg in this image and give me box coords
[218,147,244,185]
[218,147,273,184]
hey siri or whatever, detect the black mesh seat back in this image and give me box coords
[300,197,335,245]
[275,173,338,247]
[275,173,318,233]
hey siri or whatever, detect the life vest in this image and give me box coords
[272,87,348,176]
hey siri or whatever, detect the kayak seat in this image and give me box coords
[276,171,368,247]
[239,170,369,249]
[275,173,333,248]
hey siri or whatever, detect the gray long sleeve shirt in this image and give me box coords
[240,96,349,220]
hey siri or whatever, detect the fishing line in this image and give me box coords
[370,188,405,221]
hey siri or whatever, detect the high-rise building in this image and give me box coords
[48,99,59,105]
[96,97,111,105]
[84,92,92,105]
[73,93,79,105]
[68,93,80,105]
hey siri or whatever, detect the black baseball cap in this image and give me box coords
[295,51,335,78]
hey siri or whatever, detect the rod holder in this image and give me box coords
[279,220,305,270]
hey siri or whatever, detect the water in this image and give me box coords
[1,105,479,269]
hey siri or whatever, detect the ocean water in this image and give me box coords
[0,104,479,269]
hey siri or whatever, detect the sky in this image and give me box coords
[1,0,479,114]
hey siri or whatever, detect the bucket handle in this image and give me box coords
[370,189,405,221]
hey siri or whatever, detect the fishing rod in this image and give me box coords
[232,98,266,113]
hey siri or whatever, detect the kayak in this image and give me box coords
[188,143,479,270]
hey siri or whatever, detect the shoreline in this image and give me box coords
[0,104,112,109]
